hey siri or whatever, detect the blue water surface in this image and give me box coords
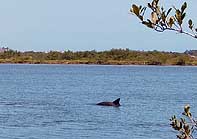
[0,64,196,139]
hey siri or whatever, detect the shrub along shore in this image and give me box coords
[0,49,197,65]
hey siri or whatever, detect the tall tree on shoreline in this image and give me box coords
[130,0,197,39]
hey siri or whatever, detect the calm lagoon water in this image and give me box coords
[0,64,197,139]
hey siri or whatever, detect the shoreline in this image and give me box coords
[1,49,197,66]
[0,60,197,66]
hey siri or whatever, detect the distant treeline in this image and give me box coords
[184,50,197,56]
[0,48,197,65]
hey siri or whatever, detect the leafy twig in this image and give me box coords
[130,0,197,39]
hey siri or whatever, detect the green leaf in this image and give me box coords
[183,104,192,117]
[161,6,164,12]
[131,4,140,16]
[155,6,161,15]
[161,12,166,22]
[188,19,192,26]
[138,15,143,21]
[184,124,190,135]
[166,8,172,17]
[139,5,142,10]
[181,13,186,20]
[142,20,154,28]
[168,16,174,28]
[175,10,182,26]
[181,2,187,13]
[147,3,152,8]
[180,118,185,124]
[188,19,193,30]
[151,12,158,24]
[140,7,146,16]
[152,0,159,7]
[184,104,190,113]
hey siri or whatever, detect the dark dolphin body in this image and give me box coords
[96,98,120,107]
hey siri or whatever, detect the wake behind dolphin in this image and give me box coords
[96,98,120,107]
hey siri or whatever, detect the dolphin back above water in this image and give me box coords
[96,98,120,107]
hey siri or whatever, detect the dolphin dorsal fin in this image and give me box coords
[113,98,120,105]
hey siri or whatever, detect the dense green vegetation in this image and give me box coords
[0,49,197,65]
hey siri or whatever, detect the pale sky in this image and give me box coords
[0,0,196,52]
